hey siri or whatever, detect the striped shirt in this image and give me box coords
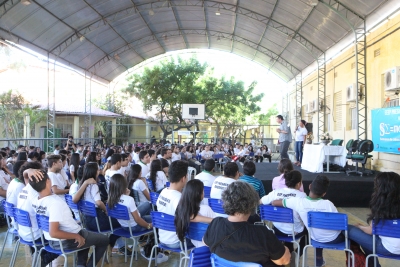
[239,175,266,199]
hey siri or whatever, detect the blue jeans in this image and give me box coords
[160,238,193,249]
[137,201,151,217]
[295,141,304,162]
[348,225,397,267]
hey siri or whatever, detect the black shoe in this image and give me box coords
[118,246,133,256]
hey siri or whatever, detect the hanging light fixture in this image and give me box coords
[149,3,155,15]
[309,0,318,6]
[79,35,85,42]
[114,53,120,61]
[216,8,221,15]
[21,0,31,5]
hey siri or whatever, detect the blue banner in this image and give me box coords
[371,107,400,154]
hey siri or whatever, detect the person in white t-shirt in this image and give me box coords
[127,164,151,215]
[195,159,216,206]
[175,179,215,247]
[200,145,213,163]
[119,153,130,178]
[131,147,141,164]
[171,146,181,162]
[29,170,108,267]
[104,154,124,191]
[348,172,400,267]
[272,175,344,267]
[293,120,308,166]
[147,159,168,192]
[260,170,307,258]
[157,160,212,251]
[138,151,150,177]
[47,154,69,200]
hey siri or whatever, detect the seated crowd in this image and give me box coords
[0,141,399,267]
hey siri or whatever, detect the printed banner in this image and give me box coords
[371,107,400,154]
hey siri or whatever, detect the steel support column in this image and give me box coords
[317,54,326,142]
[321,0,367,140]
[295,74,302,125]
[84,72,92,144]
[47,53,56,152]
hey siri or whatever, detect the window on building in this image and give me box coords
[334,91,342,131]
[388,98,399,107]
[350,108,357,130]
[57,124,72,138]
[325,114,331,132]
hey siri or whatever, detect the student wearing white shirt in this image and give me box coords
[137,151,150,177]
[157,160,212,251]
[29,170,108,267]
[171,146,181,162]
[131,147,141,164]
[200,145,213,162]
[233,143,241,155]
[17,164,59,266]
[293,120,308,166]
[272,175,344,267]
[71,162,125,250]
[175,179,215,248]
[255,145,272,163]
[104,154,124,191]
[195,159,216,205]
[119,153,130,178]
[210,162,240,217]
[260,170,307,258]
[148,159,168,192]
[47,154,70,200]
[127,164,151,215]
[53,144,60,155]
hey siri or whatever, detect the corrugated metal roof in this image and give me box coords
[37,102,121,117]
[0,0,388,82]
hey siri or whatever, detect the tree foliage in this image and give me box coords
[258,103,279,125]
[123,56,264,140]
[93,93,132,145]
[0,90,46,141]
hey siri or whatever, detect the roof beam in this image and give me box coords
[29,0,128,73]
[268,5,316,72]
[230,0,239,53]
[48,0,323,62]
[202,0,210,49]
[0,0,18,19]
[87,29,300,81]
[252,0,278,61]
[169,1,188,49]
[83,0,145,61]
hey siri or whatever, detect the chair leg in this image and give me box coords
[63,254,68,267]
[147,245,158,267]
[0,229,10,260]
[302,245,311,267]
[9,239,20,267]
[124,239,127,263]
[129,239,136,267]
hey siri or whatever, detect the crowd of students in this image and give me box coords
[0,141,399,267]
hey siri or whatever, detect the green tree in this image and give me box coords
[124,57,207,140]
[258,103,279,125]
[0,90,46,142]
[123,56,264,142]
[93,93,132,145]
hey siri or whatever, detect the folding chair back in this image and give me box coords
[146,179,155,192]
[208,199,225,214]
[211,253,262,267]
[106,204,130,221]
[189,246,211,267]
[259,205,294,223]
[150,192,159,210]
[65,194,79,210]
[203,186,211,199]
[187,222,209,242]
[188,167,197,180]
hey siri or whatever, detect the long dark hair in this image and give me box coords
[368,172,400,224]
[108,173,127,209]
[87,152,97,163]
[149,159,162,188]
[104,148,114,160]
[174,179,204,242]
[70,153,80,175]
[127,164,142,190]
[79,162,98,187]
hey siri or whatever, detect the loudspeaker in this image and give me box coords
[305,123,313,133]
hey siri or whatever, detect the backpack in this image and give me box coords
[143,238,160,258]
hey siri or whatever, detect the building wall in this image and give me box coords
[288,14,400,172]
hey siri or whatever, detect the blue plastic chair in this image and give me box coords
[146,179,155,192]
[187,222,209,243]
[213,154,224,172]
[150,192,159,211]
[148,211,194,267]
[11,208,43,267]
[203,186,211,199]
[106,204,152,266]
[366,219,400,267]
[302,212,354,267]
[0,201,18,263]
[208,198,225,215]
[35,214,96,267]
[189,246,211,267]
[259,205,306,267]
[210,253,262,266]
[65,194,81,224]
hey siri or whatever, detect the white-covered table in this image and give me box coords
[301,144,347,173]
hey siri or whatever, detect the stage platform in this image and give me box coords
[239,162,375,208]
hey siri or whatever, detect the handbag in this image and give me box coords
[346,241,366,267]
[143,237,160,258]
